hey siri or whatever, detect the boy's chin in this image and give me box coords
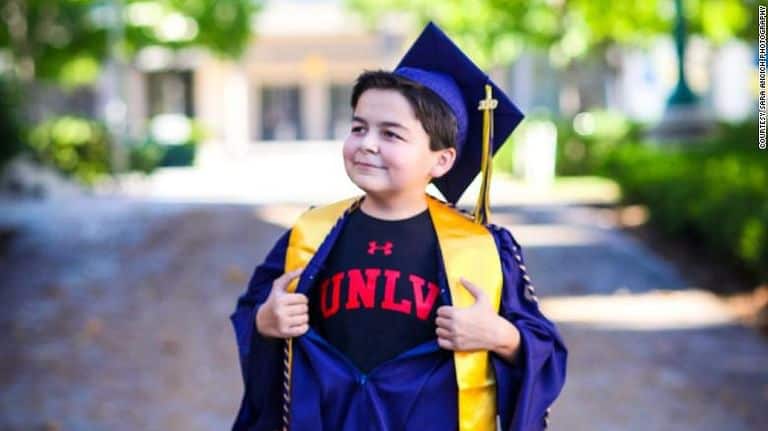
[350,182,426,201]
[351,182,383,195]
[347,174,380,191]
[348,178,391,196]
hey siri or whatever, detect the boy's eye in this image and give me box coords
[383,130,402,140]
[351,126,365,133]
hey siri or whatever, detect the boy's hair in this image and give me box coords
[350,70,458,151]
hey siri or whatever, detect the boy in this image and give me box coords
[230,21,567,431]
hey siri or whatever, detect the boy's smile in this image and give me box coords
[343,88,455,211]
[353,160,386,170]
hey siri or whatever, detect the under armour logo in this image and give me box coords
[367,240,393,256]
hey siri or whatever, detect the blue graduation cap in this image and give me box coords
[393,21,525,223]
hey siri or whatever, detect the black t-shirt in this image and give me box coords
[308,206,444,374]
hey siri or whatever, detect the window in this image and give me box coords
[328,84,352,140]
[261,85,303,140]
[146,70,194,117]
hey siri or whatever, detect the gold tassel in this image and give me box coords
[474,84,497,225]
[282,339,293,431]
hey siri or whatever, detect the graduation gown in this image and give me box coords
[229,203,568,431]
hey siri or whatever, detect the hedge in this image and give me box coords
[597,120,766,282]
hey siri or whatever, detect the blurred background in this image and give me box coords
[0,0,765,430]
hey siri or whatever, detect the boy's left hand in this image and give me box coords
[435,277,521,361]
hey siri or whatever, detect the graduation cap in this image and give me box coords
[393,21,525,224]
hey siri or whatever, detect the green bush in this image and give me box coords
[492,110,646,177]
[24,114,199,185]
[0,76,24,169]
[556,110,646,176]
[598,120,767,281]
[128,136,197,168]
[127,137,165,173]
[27,116,114,185]
[146,115,206,167]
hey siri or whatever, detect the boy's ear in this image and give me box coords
[430,147,457,179]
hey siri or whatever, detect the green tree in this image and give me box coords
[0,0,262,86]
[347,0,752,68]
[0,0,262,175]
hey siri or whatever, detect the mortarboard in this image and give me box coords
[393,21,525,223]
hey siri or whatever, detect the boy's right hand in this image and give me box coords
[255,268,310,338]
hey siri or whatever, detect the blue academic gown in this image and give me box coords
[229,210,568,431]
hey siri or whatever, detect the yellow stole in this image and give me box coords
[284,193,502,431]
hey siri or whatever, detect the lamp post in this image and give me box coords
[666,0,698,107]
[649,0,713,141]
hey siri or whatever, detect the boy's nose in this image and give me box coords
[360,135,379,153]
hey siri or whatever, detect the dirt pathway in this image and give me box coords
[0,197,765,430]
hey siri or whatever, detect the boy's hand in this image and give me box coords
[435,277,521,363]
[255,268,310,338]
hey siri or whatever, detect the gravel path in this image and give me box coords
[0,196,765,430]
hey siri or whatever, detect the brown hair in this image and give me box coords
[350,70,458,151]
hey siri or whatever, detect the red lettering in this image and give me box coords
[409,275,440,320]
[381,269,411,314]
[346,268,380,309]
[321,272,344,318]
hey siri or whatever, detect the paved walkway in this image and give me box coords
[1,150,766,430]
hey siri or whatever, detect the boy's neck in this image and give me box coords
[359,192,428,221]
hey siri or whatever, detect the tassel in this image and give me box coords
[474,84,497,225]
[282,339,292,431]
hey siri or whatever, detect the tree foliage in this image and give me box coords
[0,0,261,86]
[347,0,753,68]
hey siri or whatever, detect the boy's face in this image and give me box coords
[343,88,455,200]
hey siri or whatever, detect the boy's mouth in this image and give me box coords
[354,161,386,169]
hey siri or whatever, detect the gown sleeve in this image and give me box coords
[229,228,292,431]
[488,224,568,431]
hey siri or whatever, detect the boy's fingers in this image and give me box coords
[283,293,309,305]
[288,267,305,278]
[288,314,309,327]
[436,305,453,318]
[288,324,309,337]
[437,336,455,351]
[285,303,309,316]
[460,277,486,303]
[435,316,451,329]
[275,268,305,290]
